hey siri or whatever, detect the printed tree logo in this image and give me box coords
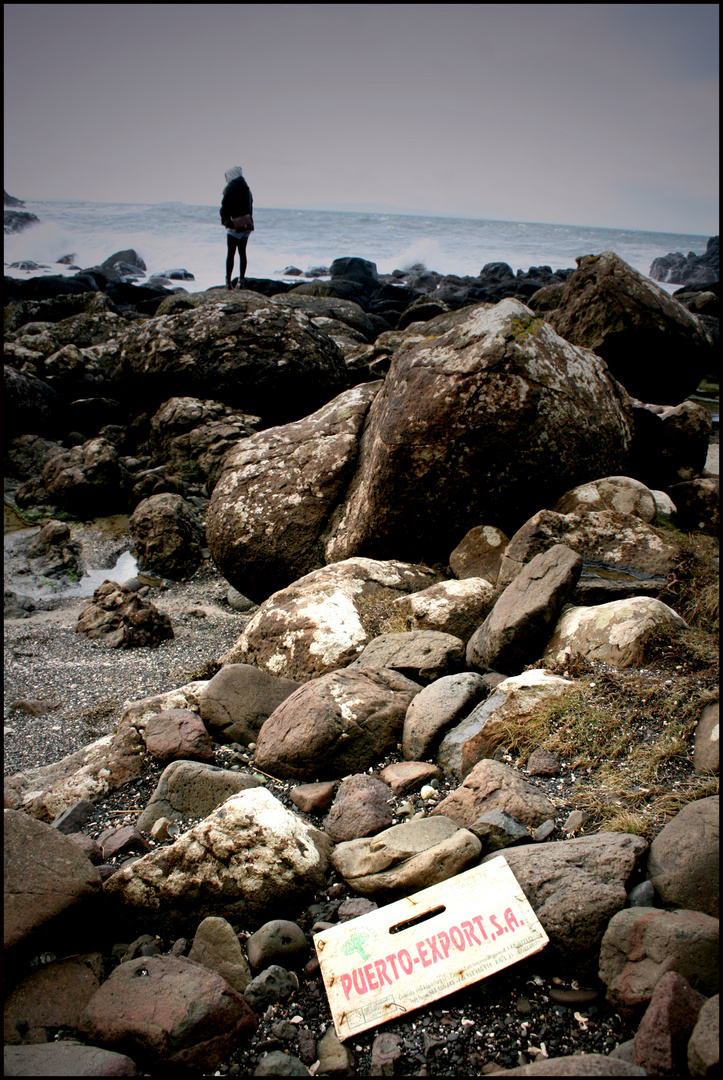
[340,928,373,963]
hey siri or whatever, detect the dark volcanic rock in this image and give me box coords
[76,580,174,648]
[113,296,348,423]
[41,437,131,517]
[4,210,40,234]
[129,492,205,581]
[649,235,719,286]
[4,274,97,302]
[3,365,62,443]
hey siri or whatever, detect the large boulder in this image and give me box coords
[324,299,632,565]
[466,544,582,675]
[4,810,102,949]
[136,760,261,833]
[402,672,488,761]
[331,815,481,896]
[199,664,301,745]
[599,907,720,1012]
[542,596,687,669]
[496,508,679,595]
[220,557,441,680]
[552,475,657,522]
[103,787,332,932]
[646,796,719,918]
[449,524,510,585]
[129,492,205,581]
[16,310,127,360]
[436,670,575,780]
[432,759,556,830]
[546,251,714,404]
[78,955,257,1071]
[4,291,126,334]
[268,292,386,342]
[253,667,421,780]
[113,296,348,422]
[391,577,496,642]
[481,832,648,960]
[148,396,261,487]
[41,437,131,517]
[3,365,62,442]
[4,434,63,481]
[627,399,714,489]
[349,630,465,684]
[206,384,380,600]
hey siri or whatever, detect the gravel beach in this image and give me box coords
[4,550,252,777]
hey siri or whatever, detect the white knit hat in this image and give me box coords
[224,166,244,182]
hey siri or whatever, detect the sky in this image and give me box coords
[4,4,719,234]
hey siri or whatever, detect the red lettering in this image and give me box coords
[415,940,432,967]
[385,953,400,980]
[472,915,488,940]
[364,962,379,991]
[461,920,481,946]
[341,973,352,1000]
[449,925,466,951]
[426,935,443,963]
[375,958,393,987]
[437,930,451,958]
[352,967,368,994]
[489,914,503,937]
[504,907,520,931]
[398,949,414,975]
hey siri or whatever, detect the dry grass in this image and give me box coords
[483,653,719,840]
[654,523,719,638]
[354,589,414,637]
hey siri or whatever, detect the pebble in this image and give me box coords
[562,809,588,833]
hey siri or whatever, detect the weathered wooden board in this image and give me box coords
[314,856,549,1040]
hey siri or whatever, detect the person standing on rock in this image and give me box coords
[220,166,253,289]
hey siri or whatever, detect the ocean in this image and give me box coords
[4,199,710,297]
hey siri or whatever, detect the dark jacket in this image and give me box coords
[220,177,253,228]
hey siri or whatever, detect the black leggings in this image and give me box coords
[226,234,248,282]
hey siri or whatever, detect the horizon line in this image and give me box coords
[9,197,716,239]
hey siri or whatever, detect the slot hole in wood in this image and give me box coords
[388,905,447,934]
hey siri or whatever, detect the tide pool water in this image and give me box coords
[5,200,709,296]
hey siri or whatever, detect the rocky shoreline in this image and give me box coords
[4,245,720,1077]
